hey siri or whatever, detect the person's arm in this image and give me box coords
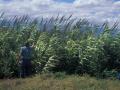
[17,47,23,62]
[31,43,36,60]
[16,53,21,64]
[31,43,35,48]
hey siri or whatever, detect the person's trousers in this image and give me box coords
[19,59,32,78]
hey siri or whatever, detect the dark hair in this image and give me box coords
[25,42,30,47]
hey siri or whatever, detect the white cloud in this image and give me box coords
[0,0,119,25]
[73,0,114,7]
[73,0,104,7]
[114,1,120,6]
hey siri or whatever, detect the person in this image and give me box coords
[19,41,34,78]
[116,68,120,80]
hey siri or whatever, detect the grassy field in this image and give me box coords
[0,74,120,90]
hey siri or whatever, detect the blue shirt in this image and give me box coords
[20,46,32,60]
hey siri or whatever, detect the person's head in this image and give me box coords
[25,39,34,47]
[25,41,30,47]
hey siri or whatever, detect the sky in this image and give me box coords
[0,0,120,24]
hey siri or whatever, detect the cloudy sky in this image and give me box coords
[0,0,120,24]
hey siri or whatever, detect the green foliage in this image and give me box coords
[0,14,120,78]
[102,69,117,78]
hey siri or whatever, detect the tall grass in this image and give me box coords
[0,13,120,78]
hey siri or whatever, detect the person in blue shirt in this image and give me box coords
[19,41,34,78]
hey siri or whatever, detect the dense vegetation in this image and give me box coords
[0,14,120,78]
